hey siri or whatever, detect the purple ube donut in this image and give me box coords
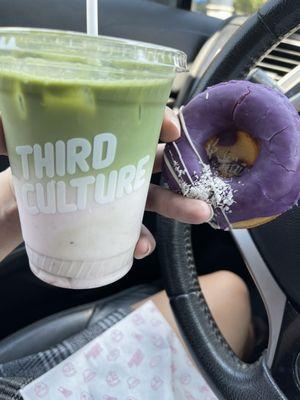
[163,80,300,230]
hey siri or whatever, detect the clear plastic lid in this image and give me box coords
[0,28,187,83]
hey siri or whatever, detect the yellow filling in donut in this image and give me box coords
[205,131,260,178]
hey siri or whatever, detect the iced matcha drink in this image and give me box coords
[0,28,186,289]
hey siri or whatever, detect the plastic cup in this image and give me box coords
[0,28,186,289]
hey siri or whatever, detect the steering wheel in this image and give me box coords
[158,1,300,399]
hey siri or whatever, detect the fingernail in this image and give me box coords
[204,204,214,223]
[170,114,181,136]
[143,245,152,257]
[135,244,153,260]
[166,107,181,136]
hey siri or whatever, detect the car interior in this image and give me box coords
[0,0,299,399]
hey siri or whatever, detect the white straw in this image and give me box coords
[86,0,99,36]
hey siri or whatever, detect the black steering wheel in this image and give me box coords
[158,1,300,399]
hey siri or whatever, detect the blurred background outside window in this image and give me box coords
[146,0,267,19]
[192,0,267,19]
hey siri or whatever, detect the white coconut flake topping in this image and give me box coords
[170,158,235,212]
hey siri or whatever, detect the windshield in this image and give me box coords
[195,0,267,18]
[144,0,268,19]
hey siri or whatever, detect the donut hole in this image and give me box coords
[205,130,260,178]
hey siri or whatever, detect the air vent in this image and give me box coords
[256,29,300,82]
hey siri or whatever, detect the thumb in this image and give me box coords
[134,225,156,260]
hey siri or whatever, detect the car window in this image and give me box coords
[192,0,268,19]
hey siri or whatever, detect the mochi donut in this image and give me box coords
[163,80,300,230]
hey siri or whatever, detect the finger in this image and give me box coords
[134,225,156,260]
[0,118,7,156]
[160,107,181,142]
[146,184,214,224]
[152,143,165,174]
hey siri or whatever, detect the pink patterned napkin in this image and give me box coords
[20,301,218,400]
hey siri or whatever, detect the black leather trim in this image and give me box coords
[0,284,160,364]
[157,216,286,399]
[0,304,94,364]
[250,208,300,311]
[189,0,300,97]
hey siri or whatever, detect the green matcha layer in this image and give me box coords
[0,29,180,183]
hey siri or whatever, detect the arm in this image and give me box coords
[0,118,22,261]
[0,168,22,262]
